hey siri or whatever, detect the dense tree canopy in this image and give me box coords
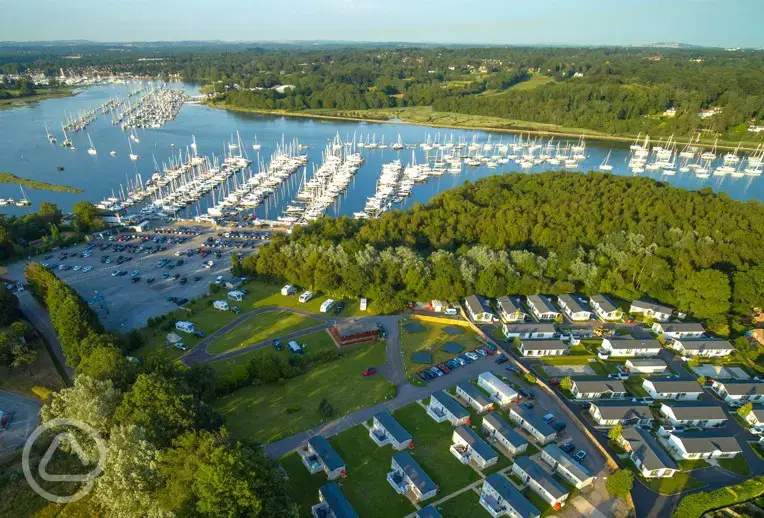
[241,172,763,323]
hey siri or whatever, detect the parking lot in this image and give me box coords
[5,226,270,331]
[0,390,41,458]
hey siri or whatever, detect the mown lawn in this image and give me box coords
[676,458,711,471]
[639,471,705,494]
[327,426,416,517]
[214,342,392,443]
[209,330,338,379]
[279,452,326,517]
[241,280,379,317]
[0,331,64,399]
[717,454,751,476]
[438,488,483,517]
[393,404,481,494]
[206,310,322,354]
[399,320,481,377]
[624,376,649,397]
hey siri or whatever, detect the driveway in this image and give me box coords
[0,390,41,458]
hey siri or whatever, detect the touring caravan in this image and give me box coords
[320,299,335,313]
[175,321,196,333]
[213,300,230,311]
[227,290,244,302]
[299,291,314,303]
[281,284,297,296]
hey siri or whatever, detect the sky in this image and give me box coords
[1,0,762,48]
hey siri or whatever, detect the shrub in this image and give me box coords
[524,372,537,384]
[286,405,301,414]
[318,398,334,417]
[606,469,633,499]
[674,476,764,518]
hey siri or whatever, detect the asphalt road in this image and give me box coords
[0,390,41,458]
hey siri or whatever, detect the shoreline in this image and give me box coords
[0,172,83,194]
[0,88,78,109]
[208,102,762,152]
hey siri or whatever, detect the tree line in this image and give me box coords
[21,263,297,516]
[240,172,763,337]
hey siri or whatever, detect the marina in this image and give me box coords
[0,83,762,223]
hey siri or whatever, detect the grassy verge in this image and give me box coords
[325,426,416,517]
[209,330,338,378]
[0,329,65,399]
[438,489,483,517]
[540,356,595,365]
[206,310,321,354]
[213,341,392,443]
[624,376,649,397]
[399,320,480,377]
[393,404,481,494]
[676,459,711,472]
[639,471,705,495]
[717,454,751,476]
[279,452,326,518]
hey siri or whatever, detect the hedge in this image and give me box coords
[673,475,764,518]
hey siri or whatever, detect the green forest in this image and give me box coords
[8,263,297,517]
[240,172,763,337]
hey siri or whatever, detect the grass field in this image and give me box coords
[676,458,711,471]
[438,489,483,517]
[393,404,481,494]
[639,471,705,494]
[214,341,392,443]
[209,329,338,378]
[325,426,417,517]
[624,376,649,397]
[399,320,481,377]
[279,452,326,517]
[510,74,556,91]
[206,310,321,354]
[717,454,751,476]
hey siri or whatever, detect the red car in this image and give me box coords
[438,363,450,374]
[625,318,635,324]
[549,378,561,386]
[362,367,377,376]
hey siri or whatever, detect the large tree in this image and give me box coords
[675,269,732,319]
[0,284,19,326]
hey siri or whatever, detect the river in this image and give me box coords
[0,83,761,220]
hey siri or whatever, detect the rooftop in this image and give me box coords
[558,294,588,314]
[456,382,492,407]
[514,457,568,499]
[660,403,727,421]
[318,482,358,518]
[631,299,674,314]
[454,425,499,462]
[604,337,662,350]
[675,338,733,351]
[503,323,557,334]
[465,294,492,315]
[715,381,764,396]
[484,473,540,518]
[511,405,557,436]
[430,390,470,419]
[656,322,705,333]
[374,411,412,444]
[543,443,592,482]
[416,506,443,518]
[392,451,437,495]
[572,379,626,394]
[483,413,528,448]
[620,427,678,472]
[591,402,653,421]
[333,319,379,338]
[591,294,618,313]
[644,380,702,393]
[672,432,742,454]
[626,359,667,368]
[479,371,518,397]
[497,295,524,315]
[521,339,567,351]
[527,294,558,314]
[308,436,345,471]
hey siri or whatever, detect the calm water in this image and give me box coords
[1,83,761,219]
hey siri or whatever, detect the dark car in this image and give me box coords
[1,411,13,430]
[577,402,592,410]
[495,354,508,364]
[176,259,184,266]
[561,442,575,453]
[162,272,170,279]
[172,273,180,280]
[519,389,535,400]
[553,421,567,432]
[193,330,206,338]
[273,339,283,351]
[131,276,141,283]
[179,277,187,285]
[146,277,155,284]
[117,270,128,276]
[362,367,377,376]
[175,297,189,306]
[522,402,534,409]
[193,276,201,282]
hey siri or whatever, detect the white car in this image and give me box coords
[73,265,82,271]
[454,357,467,366]
[215,276,223,284]
[82,266,93,272]
[465,352,479,361]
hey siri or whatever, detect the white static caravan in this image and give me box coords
[213,300,230,311]
[175,321,196,333]
[227,290,244,302]
[477,372,518,407]
[320,299,335,313]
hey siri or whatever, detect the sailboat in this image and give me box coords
[599,151,613,171]
[60,123,72,148]
[45,124,57,144]
[128,139,139,161]
[392,133,404,150]
[701,139,717,161]
[252,135,261,150]
[130,130,140,144]
[87,134,97,155]
[191,135,198,151]
[15,186,31,206]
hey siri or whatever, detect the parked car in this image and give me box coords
[0,411,13,430]
[130,269,140,277]
[484,342,497,352]
[446,359,459,369]
[179,277,187,285]
[561,442,575,453]
[495,354,508,364]
[82,266,92,272]
[460,354,473,364]
[474,348,487,357]
[577,402,592,410]
[193,330,206,338]
[543,413,555,424]
[549,378,561,386]
[430,367,444,377]
[519,389,535,400]
[522,402,534,409]
[111,270,121,277]
[131,276,141,283]
[455,357,467,366]
[273,339,283,351]
[465,351,479,361]
[146,277,155,284]
[505,365,520,374]
[231,306,242,314]
[438,363,450,374]
[575,450,587,461]
[362,367,377,376]
[162,272,170,279]
[553,421,567,432]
